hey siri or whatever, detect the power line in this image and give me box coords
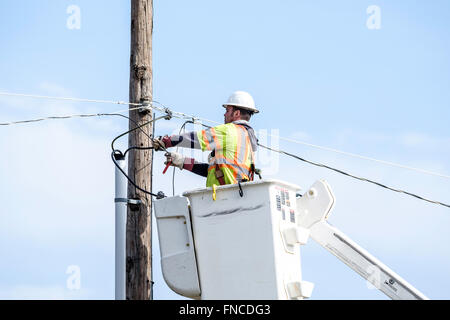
[262,134,450,180]
[111,113,171,199]
[150,104,450,181]
[150,108,450,209]
[1,91,449,208]
[168,115,449,209]
[111,150,164,199]
[172,120,194,196]
[3,91,448,180]
[111,114,171,152]
[0,107,143,126]
[0,91,142,106]
[259,144,450,209]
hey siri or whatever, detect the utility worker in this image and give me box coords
[153,91,259,187]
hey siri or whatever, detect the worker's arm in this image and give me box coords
[183,157,208,177]
[165,152,209,177]
[161,131,202,149]
[159,125,227,152]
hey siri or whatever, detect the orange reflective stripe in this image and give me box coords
[210,127,221,151]
[207,123,255,185]
[202,130,211,150]
[215,154,251,171]
[222,163,238,181]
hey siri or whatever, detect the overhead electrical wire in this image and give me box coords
[262,133,450,180]
[111,150,164,199]
[0,91,142,106]
[147,101,450,180]
[111,114,170,152]
[148,105,450,209]
[1,91,449,208]
[172,120,195,196]
[2,91,448,179]
[0,106,143,126]
[0,107,157,156]
[111,112,172,199]
[258,144,450,209]
[0,91,169,198]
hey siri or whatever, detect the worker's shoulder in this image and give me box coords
[211,123,238,132]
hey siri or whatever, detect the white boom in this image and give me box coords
[296,180,429,300]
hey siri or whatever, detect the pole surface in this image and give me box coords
[127,0,153,300]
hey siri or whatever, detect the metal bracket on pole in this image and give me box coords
[138,98,152,116]
[156,191,166,199]
[163,108,173,120]
[115,198,143,211]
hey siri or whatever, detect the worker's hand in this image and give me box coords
[164,152,184,170]
[153,136,166,151]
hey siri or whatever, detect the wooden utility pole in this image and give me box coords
[127,0,153,300]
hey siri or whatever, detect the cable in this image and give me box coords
[0,91,168,197]
[110,111,171,198]
[111,150,164,198]
[151,100,221,126]
[2,91,448,207]
[4,91,447,180]
[0,91,142,106]
[148,101,450,181]
[263,133,450,180]
[172,120,194,196]
[0,107,144,126]
[0,107,159,155]
[259,144,450,209]
[123,146,155,158]
[111,114,169,152]
[152,111,449,209]
[0,110,158,155]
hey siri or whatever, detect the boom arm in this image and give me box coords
[296,180,429,300]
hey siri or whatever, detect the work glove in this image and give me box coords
[153,136,166,151]
[164,152,185,170]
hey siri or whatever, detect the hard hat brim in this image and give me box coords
[222,104,259,114]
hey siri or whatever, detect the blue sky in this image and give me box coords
[0,0,449,300]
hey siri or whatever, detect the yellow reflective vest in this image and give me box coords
[197,123,255,187]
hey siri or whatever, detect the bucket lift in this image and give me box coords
[153,179,429,300]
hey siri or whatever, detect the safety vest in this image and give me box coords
[197,123,255,187]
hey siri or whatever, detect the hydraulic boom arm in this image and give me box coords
[296,180,428,300]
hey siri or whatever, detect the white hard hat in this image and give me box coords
[222,91,259,114]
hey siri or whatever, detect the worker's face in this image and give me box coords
[224,105,240,124]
